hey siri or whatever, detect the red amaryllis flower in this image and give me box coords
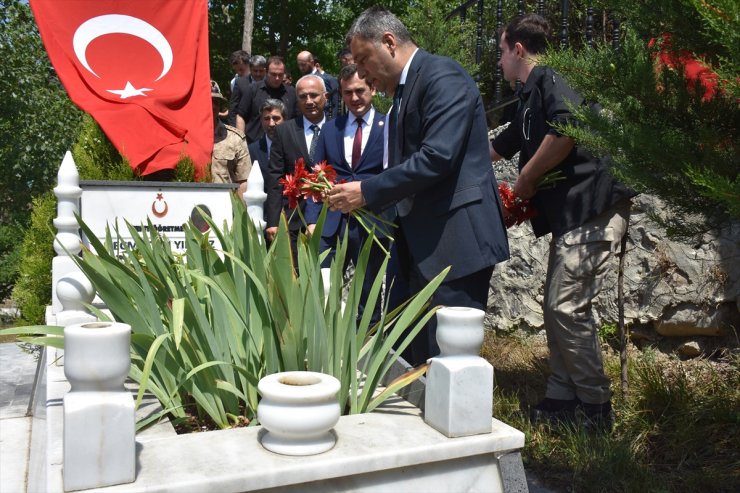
[278,159,396,254]
[279,173,301,209]
[497,171,564,229]
[293,157,309,181]
[312,161,337,183]
[498,182,537,228]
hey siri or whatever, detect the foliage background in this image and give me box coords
[3,0,738,314]
[0,0,82,301]
[541,0,739,236]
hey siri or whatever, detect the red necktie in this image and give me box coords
[351,117,363,169]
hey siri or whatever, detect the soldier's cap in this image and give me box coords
[211,80,227,102]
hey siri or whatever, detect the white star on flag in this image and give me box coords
[107,81,152,99]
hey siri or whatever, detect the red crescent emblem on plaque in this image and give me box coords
[152,192,169,218]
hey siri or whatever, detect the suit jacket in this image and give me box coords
[305,110,386,236]
[317,72,340,120]
[248,136,270,180]
[265,116,312,230]
[361,49,510,282]
[236,81,299,144]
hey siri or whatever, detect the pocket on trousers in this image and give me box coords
[561,224,617,247]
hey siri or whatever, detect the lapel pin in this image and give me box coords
[378,120,384,127]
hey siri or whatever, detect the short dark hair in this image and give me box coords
[229,50,250,65]
[339,63,372,90]
[346,6,412,46]
[267,56,285,69]
[502,14,550,55]
[339,63,358,81]
[260,98,287,118]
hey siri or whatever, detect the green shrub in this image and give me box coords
[11,192,55,324]
[72,114,134,181]
[0,222,24,300]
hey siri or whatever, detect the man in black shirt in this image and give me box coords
[234,56,298,144]
[492,14,634,431]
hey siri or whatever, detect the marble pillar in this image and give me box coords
[424,307,494,437]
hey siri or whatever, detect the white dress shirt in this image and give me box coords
[343,107,375,166]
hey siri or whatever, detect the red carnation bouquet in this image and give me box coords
[279,158,395,253]
[498,171,565,228]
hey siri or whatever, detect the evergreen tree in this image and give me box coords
[542,0,738,235]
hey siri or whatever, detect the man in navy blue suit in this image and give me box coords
[305,64,388,324]
[327,6,510,365]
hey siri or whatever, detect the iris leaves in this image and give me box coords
[29,195,446,429]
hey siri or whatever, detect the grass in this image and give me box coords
[0,316,21,343]
[482,330,740,493]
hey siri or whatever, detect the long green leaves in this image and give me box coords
[52,195,447,428]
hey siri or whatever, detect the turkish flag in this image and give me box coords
[30,0,213,178]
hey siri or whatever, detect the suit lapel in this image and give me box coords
[396,50,424,161]
[356,111,384,172]
[292,116,309,157]
[335,114,350,169]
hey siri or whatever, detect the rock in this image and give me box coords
[487,129,740,341]
[677,341,702,358]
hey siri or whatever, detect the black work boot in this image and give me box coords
[530,397,578,425]
[578,400,615,433]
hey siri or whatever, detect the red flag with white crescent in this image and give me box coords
[30,0,212,178]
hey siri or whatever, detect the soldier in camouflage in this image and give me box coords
[210,80,252,196]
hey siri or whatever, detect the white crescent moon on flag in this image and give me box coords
[73,14,173,81]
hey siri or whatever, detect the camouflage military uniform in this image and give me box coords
[210,121,252,184]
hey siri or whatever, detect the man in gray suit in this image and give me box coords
[327,6,510,365]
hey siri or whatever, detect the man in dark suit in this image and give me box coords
[305,64,387,324]
[265,75,328,264]
[297,50,340,120]
[327,6,510,365]
[234,56,299,144]
[248,99,287,180]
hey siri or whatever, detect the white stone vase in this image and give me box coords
[63,322,131,391]
[257,371,341,456]
[435,307,486,357]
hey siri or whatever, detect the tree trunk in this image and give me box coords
[242,0,254,53]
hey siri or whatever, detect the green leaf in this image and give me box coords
[172,298,184,350]
[134,333,171,410]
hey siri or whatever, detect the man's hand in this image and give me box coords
[513,169,537,200]
[265,226,277,242]
[326,181,365,213]
[514,134,575,200]
[306,224,316,237]
[237,181,247,198]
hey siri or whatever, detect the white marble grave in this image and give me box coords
[22,152,527,492]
